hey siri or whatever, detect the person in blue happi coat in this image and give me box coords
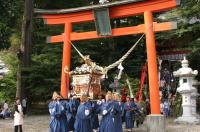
[163,99,170,118]
[87,100,99,132]
[66,94,79,131]
[49,92,68,132]
[74,93,93,132]
[99,91,116,132]
[132,98,142,128]
[124,96,134,132]
[113,92,123,132]
[60,99,68,132]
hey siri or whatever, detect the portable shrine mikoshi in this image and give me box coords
[70,64,103,99]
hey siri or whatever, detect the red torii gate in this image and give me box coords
[35,0,180,114]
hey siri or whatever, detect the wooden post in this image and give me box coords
[16,0,33,99]
[61,22,72,98]
[144,11,160,114]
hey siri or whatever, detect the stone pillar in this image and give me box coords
[173,57,200,124]
[191,80,200,117]
[147,115,166,132]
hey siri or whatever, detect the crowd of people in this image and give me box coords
[49,91,146,132]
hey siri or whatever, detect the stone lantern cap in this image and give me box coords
[173,57,198,77]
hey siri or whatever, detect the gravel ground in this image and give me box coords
[0,115,200,132]
[0,115,49,132]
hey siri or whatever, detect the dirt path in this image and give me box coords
[0,115,49,132]
[0,115,200,132]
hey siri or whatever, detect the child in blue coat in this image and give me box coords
[124,96,134,132]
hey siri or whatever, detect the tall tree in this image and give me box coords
[16,0,33,99]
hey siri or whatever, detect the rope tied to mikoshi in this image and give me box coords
[102,33,145,74]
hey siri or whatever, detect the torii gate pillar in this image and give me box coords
[144,11,166,132]
[144,11,160,114]
[61,22,72,98]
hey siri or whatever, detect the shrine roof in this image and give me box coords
[34,0,144,14]
[158,50,191,60]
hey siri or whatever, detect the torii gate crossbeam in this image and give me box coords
[35,0,180,114]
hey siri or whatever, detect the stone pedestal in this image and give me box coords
[147,114,166,132]
[173,57,200,124]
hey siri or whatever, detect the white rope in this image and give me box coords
[71,43,86,61]
[103,34,145,73]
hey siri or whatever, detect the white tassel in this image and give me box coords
[117,63,124,80]
[126,78,134,98]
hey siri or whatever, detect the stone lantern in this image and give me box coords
[173,57,199,124]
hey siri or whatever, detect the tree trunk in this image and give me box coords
[16,0,33,99]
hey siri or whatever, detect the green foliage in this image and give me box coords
[0,0,22,101]
[0,72,16,102]
[188,49,200,80]
[9,32,21,48]
[0,51,19,102]
[0,0,23,49]
[163,0,200,81]
[0,0,23,24]
[156,0,200,49]
[26,44,63,102]
[35,0,87,9]
[0,23,11,49]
